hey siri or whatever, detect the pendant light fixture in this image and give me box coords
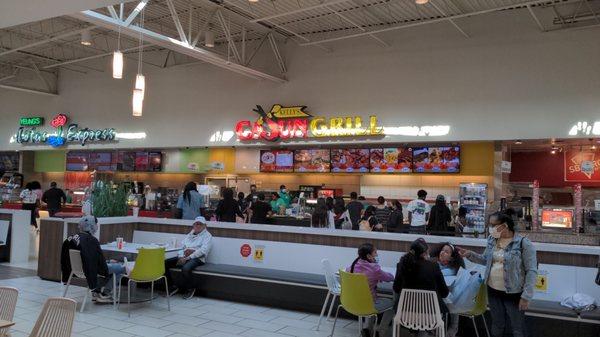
[80,29,92,46]
[112,26,123,79]
[132,8,145,117]
[205,30,215,48]
[415,0,429,4]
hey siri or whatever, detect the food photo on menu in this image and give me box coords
[331,149,370,173]
[370,148,413,173]
[293,149,331,172]
[413,146,460,173]
[260,150,293,172]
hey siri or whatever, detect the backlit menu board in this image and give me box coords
[370,148,412,173]
[541,209,573,229]
[260,150,294,172]
[135,152,149,171]
[331,149,370,173]
[413,146,460,173]
[0,153,20,172]
[148,152,162,172]
[88,152,115,171]
[293,149,331,172]
[66,152,89,171]
[117,151,136,171]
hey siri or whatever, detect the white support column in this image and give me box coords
[166,0,188,44]
[216,10,241,63]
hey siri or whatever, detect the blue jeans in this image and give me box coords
[103,263,126,293]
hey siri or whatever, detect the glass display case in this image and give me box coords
[459,183,488,234]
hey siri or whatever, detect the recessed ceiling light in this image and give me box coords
[415,0,429,4]
[81,30,92,46]
[514,140,523,145]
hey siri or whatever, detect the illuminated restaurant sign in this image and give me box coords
[16,114,117,147]
[235,104,384,141]
[564,149,600,182]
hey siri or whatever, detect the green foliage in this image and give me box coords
[92,180,128,217]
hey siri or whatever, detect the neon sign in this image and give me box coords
[16,114,117,147]
[19,117,44,126]
[235,104,384,141]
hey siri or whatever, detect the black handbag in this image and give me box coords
[595,257,600,286]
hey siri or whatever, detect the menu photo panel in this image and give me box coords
[293,149,331,172]
[370,148,413,173]
[260,150,294,172]
[331,148,370,173]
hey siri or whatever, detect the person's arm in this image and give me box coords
[433,262,450,298]
[235,204,244,218]
[61,190,67,205]
[374,264,395,282]
[176,195,183,209]
[41,191,48,204]
[189,234,212,260]
[459,241,490,265]
[393,262,404,294]
[520,238,538,303]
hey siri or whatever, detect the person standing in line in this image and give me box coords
[359,206,383,231]
[332,197,351,229]
[387,200,406,233]
[311,197,329,228]
[20,182,39,227]
[346,192,364,230]
[458,212,537,337]
[237,192,249,222]
[246,184,259,202]
[249,193,272,224]
[215,188,244,222]
[454,206,468,235]
[427,195,452,236]
[165,216,213,299]
[42,182,67,217]
[176,182,203,220]
[374,196,392,230]
[407,190,430,234]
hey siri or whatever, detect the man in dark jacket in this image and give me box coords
[61,216,125,303]
[42,182,66,217]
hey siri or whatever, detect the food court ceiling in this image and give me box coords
[0,0,599,94]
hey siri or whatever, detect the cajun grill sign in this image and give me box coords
[235,104,384,141]
[16,114,117,147]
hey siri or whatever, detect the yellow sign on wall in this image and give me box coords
[253,245,265,262]
[535,271,548,292]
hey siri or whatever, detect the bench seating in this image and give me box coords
[169,263,599,327]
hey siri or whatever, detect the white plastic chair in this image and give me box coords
[62,249,117,312]
[393,289,445,337]
[29,297,76,337]
[0,287,18,337]
[316,259,341,331]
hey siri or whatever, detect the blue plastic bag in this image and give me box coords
[447,267,483,313]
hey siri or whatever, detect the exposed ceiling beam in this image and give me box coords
[71,10,286,83]
[124,0,149,26]
[0,84,58,96]
[527,4,546,31]
[324,4,389,47]
[0,26,95,57]
[107,5,119,20]
[430,0,470,38]
[43,44,152,69]
[300,0,586,46]
[166,0,188,43]
[250,0,354,23]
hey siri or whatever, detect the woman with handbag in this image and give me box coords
[458,212,537,337]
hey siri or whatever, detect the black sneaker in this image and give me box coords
[182,289,195,300]
[361,328,371,337]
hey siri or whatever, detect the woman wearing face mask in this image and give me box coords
[347,243,394,337]
[431,243,465,337]
[458,212,537,337]
[394,239,450,322]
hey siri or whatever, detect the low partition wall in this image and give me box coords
[0,209,31,264]
[38,216,600,303]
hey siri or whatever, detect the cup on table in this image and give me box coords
[116,237,124,250]
[132,207,140,217]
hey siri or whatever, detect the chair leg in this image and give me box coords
[481,315,491,337]
[163,276,170,312]
[316,291,331,331]
[112,274,117,308]
[80,289,88,313]
[127,279,132,318]
[327,294,337,321]
[62,274,72,297]
[471,316,480,337]
[329,305,342,337]
[150,280,154,303]
[371,314,379,337]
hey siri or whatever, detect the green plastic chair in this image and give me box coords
[120,247,170,317]
[330,270,393,337]
[458,283,490,337]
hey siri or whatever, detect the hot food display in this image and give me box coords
[260,150,294,172]
[331,149,370,172]
[370,148,412,173]
[413,146,460,173]
[294,149,331,172]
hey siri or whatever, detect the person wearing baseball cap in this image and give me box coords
[165,216,213,299]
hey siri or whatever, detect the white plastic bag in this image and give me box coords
[447,267,483,313]
[561,293,597,312]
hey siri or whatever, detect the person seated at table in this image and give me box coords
[430,242,465,337]
[393,239,449,319]
[60,216,126,303]
[347,243,394,337]
[165,216,213,299]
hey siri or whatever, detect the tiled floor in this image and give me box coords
[0,273,360,337]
